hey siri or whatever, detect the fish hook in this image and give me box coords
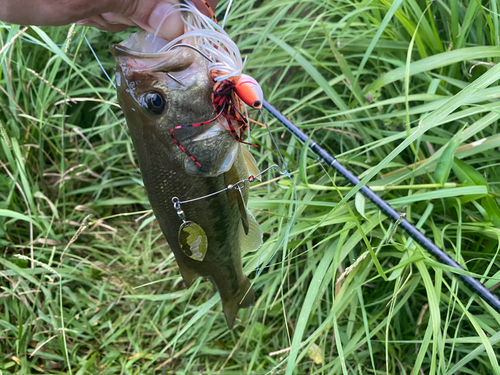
[167,43,214,62]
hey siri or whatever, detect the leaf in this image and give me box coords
[307,343,324,365]
[446,332,500,375]
[286,243,335,375]
[267,34,349,112]
[123,293,185,301]
[452,158,488,186]
[299,135,311,185]
[355,193,367,218]
[366,47,500,94]
[484,270,500,289]
[0,209,42,229]
[358,0,405,80]
[339,58,500,206]
[388,186,487,208]
[481,196,500,228]
[434,129,463,184]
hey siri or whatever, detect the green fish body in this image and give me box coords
[111,32,261,328]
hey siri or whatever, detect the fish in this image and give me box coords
[110,30,262,329]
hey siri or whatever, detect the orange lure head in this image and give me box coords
[234,74,263,109]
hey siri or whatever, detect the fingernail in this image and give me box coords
[76,20,87,25]
[101,13,117,24]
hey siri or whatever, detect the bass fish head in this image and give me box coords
[110,32,239,177]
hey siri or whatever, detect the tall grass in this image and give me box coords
[1,0,500,373]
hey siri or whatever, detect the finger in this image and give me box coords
[1,0,128,26]
[77,16,130,33]
[0,0,218,29]
[86,15,113,29]
[107,0,219,40]
[147,2,184,40]
[100,12,137,27]
[97,23,130,32]
[75,19,108,30]
[128,1,185,41]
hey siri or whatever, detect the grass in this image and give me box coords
[1,0,500,373]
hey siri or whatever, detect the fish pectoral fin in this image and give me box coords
[239,210,263,252]
[184,140,239,177]
[177,260,199,287]
[224,163,250,235]
[221,276,255,329]
[241,146,261,181]
[183,121,241,178]
[238,194,249,235]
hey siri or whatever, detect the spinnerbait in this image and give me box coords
[172,164,278,261]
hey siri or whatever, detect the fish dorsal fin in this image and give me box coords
[239,209,263,252]
[241,145,261,181]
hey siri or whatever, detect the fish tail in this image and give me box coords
[222,275,255,329]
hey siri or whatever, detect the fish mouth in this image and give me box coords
[110,31,197,72]
[111,31,173,57]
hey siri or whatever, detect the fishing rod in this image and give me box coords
[263,99,500,315]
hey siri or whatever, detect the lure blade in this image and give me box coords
[178,221,208,261]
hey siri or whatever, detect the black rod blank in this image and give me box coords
[263,99,500,314]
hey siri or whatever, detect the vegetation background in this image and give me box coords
[1,0,500,373]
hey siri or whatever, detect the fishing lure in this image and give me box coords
[155,0,264,168]
[173,164,277,262]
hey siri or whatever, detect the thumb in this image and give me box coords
[124,0,184,41]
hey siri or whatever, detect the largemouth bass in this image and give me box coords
[110,32,262,329]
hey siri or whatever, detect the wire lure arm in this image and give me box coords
[167,44,214,62]
[172,164,279,210]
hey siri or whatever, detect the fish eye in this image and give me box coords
[144,91,166,114]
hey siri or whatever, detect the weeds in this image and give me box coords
[1,0,500,373]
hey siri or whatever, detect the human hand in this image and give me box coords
[0,0,219,41]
